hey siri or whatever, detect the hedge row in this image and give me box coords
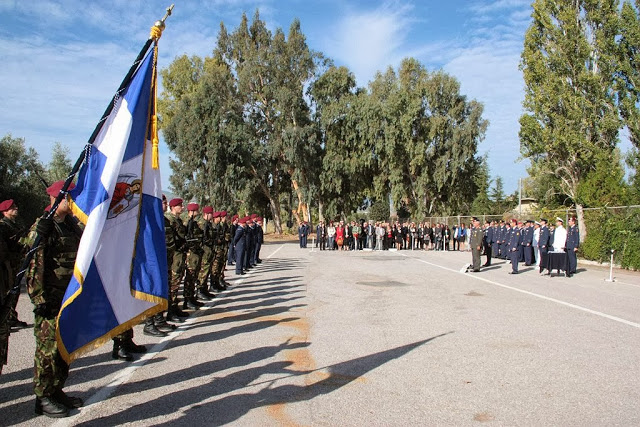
[581,208,640,270]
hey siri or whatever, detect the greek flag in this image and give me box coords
[57,50,168,363]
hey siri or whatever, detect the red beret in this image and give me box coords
[232,214,238,221]
[256,217,263,222]
[46,180,76,197]
[203,206,213,214]
[238,217,247,224]
[250,213,258,219]
[220,210,227,217]
[0,199,15,212]
[187,203,199,211]
[212,211,220,218]
[169,198,183,207]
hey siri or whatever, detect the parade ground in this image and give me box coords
[2,242,639,426]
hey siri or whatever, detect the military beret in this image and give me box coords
[187,203,199,211]
[212,211,220,218]
[46,180,76,197]
[169,198,183,207]
[232,214,238,221]
[250,213,258,219]
[256,217,263,222]
[0,199,15,212]
[220,210,227,217]
[238,217,247,224]
[510,218,517,223]
[203,206,213,214]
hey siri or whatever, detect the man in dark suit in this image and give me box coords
[483,220,493,267]
[538,218,550,275]
[508,219,521,274]
[565,216,579,277]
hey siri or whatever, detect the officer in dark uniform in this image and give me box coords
[23,181,83,417]
[227,214,238,266]
[522,220,534,266]
[538,218,550,275]
[255,217,264,262]
[245,217,256,270]
[501,221,511,259]
[566,216,579,277]
[483,220,493,267]
[507,219,521,274]
[234,217,247,275]
[492,221,501,259]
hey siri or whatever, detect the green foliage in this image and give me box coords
[577,149,629,207]
[368,199,390,222]
[46,142,72,183]
[581,207,640,269]
[0,134,49,226]
[520,0,622,239]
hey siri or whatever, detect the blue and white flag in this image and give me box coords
[57,49,168,363]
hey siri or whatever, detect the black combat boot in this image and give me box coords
[112,339,134,361]
[35,396,69,418]
[124,337,147,354]
[197,288,214,300]
[143,317,167,337]
[53,389,84,408]
[154,313,176,332]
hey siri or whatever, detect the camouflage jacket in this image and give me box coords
[23,215,82,307]
[167,213,187,253]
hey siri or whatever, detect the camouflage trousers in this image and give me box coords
[170,252,186,303]
[184,251,202,299]
[197,246,214,291]
[211,246,227,285]
[33,314,68,398]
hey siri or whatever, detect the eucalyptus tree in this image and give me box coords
[214,12,322,232]
[520,0,621,241]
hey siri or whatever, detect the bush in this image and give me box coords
[581,207,640,270]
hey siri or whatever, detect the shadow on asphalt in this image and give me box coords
[75,334,451,426]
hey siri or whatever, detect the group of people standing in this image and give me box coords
[307,220,472,252]
[0,187,267,418]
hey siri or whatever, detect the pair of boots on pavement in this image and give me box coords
[35,389,83,418]
[111,335,148,362]
[143,312,177,338]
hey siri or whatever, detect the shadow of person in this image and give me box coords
[75,333,451,426]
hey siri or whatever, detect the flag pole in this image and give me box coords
[0,4,175,341]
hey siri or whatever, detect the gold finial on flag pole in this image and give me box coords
[150,4,174,39]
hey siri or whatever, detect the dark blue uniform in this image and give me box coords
[501,225,509,259]
[566,224,579,276]
[538,225,550,273]
[245,224,256,269]
[523,225,534,265]
[233,224,246,274]
[484,225,493,266]
[508,225,521,274]
[254,223,263,263]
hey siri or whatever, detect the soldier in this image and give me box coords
[0,199,29,329]
[162,195,185,325]
[255,217,264,262]
[507,219,521,274]
[184,203,206,307]
[316,221,326,250]
[196,206,216,300]
[209,211,225,292]
[522,220,534,266]
[469,217,483,272]
[244,217,256,270]
[566,217,579,277]
[501,221,510,259]
[492,221,501,259]
[227,214,238,266]
[219,211,232,287]
[483,220,493,267]
[166,199,190,316]
[23,181,83,417]
[234,217,247,275]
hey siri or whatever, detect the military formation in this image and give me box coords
[0,185,266,418]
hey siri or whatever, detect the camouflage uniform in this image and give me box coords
[197,217,214,292]
[166,212,187,308]
[210,220,224,289]
[184,215,204,303]
[0,216,27,322]
[220,219,232,283]
[24,216,81,398]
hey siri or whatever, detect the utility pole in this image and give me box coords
[518,178,522,217]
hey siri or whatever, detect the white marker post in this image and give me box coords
[605,249,615,282]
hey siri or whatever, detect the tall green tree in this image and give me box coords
[520,0,621,241]
[617,0,640,148]
[46,142,72,183]
[470,156,493,214]
[214,12,322,232]
[0,134,48,225]
[368,59,488,217]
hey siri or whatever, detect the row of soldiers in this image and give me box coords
[0,187,266,418]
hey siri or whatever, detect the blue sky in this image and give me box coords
[0,0,549,194]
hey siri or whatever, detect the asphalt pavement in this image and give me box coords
[2,242,639,426]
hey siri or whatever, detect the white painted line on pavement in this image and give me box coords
[53,246,284,425]
[401,253,640,330]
